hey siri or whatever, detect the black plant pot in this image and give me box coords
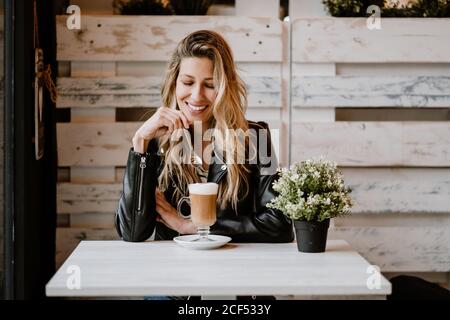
[294,219,330,253]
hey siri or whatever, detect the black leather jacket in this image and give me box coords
[115,121,294,243]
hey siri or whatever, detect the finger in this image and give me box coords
[178,110,190,129]
[156,204,169,218]
[155,191,168,206]
[155,199,166,213]
[163,110,183,131]
[157,199,172,214]
[169,109,190,129]
[156,199,172,215]
[158,206,178,225]
[160,117,174,133]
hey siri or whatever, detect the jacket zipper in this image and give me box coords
[136,156,146,213]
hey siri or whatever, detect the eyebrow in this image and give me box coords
[180,74,213,81]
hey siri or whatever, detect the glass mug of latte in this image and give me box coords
[177,182,218,241]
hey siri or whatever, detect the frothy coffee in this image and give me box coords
[188,183,218,228]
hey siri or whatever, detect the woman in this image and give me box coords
[115,30,293,245]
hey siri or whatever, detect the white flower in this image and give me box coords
[269,157,352,221]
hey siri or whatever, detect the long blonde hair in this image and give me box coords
[158,30,253,210]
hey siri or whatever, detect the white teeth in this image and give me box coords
[186,102,207,111]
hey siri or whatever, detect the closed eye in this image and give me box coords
[183,82,214,89]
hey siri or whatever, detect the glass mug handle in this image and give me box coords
[177,196,191,220]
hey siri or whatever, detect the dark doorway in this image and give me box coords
[3,0,58,299]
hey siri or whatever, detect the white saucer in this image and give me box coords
[173,235,232,250]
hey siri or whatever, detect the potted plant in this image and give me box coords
[322,0,450,17]
[267,157,353,253]
[113,0,215,15]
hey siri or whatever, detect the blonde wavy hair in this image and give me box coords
[158,30,254,210]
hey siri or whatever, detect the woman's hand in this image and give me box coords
[155,188,197,235]
[133,107,190,153]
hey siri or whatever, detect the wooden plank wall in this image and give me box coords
[55,3,286,267]
[56,1,450,281]
[289,12,450,275]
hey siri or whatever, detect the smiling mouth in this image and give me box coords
[185,102,208,112]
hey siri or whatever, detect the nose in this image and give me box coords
[190,84,205,101]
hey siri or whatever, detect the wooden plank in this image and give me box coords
[57,167,70,182]
[58,93,279,109]
[207,4,235,16]
[342,168,450,214]
[236,62,281,76]
[335,108,450,122]
[336,63,450,76]
[58,61,70,77]
[57,120,283,166]
[70,213,116,228]
[289,0,327,18]
[57,183,122,214]
[57,76,282,108]
[291,64,336,122]
[57,122,141,166]
[56,228,119,268]
[334,213,450,228]
[245,108,281,124]
[58,122,450,167]
[328,227,450,272]
[292,18,450,63]
[71,61,116,77]
[279,20,290,168]
[116,167,125,182]
[58,94,161,108]
[58,76,281,95]
[292,76,450,108]
[56,16,283,62]
[57,214,70,228]
[71,108,116,123]
[291,122,450,166]
[58,168,450,215]
[116,61,166,76]
[292,108,335,122]
[59,199,118,215]
[293,63,336,76]
[235,0,280,18]
[70,167,116,183]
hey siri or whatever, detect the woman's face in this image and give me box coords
[176,57,216,124]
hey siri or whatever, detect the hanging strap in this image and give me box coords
[36,64,57,103]
[34,0,58,103]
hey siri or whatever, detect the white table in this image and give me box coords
[46,240,391,299]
